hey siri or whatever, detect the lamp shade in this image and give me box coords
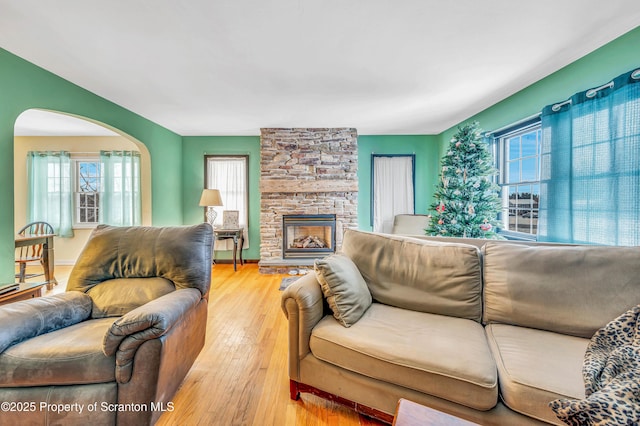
[199,189,223,207]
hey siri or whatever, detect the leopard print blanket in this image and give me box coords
[549,305,640,425]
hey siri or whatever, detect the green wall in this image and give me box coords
[357,135,440,231]
[0,48,183,282]
[439,25,640,149]
[182,136,261,260]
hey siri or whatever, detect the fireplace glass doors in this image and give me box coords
[282,214,336,259]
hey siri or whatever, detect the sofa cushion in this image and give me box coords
[485,323,588,424]
[341,229,483,322]
[310,303,498,410]
[87,277,176,318]
[314,254,372,327]
[483,242,640,338]
[0,318,116,387]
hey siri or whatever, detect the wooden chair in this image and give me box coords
[15,221,54,283]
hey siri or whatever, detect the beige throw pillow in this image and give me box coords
[315,254,372,327]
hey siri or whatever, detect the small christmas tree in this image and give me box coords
[426,121,502,238]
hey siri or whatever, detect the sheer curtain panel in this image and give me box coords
[538,68,640,245]
[206,156,249,249]
[99,151,141,226]
[27,151,74,237]
[372,155,415,233]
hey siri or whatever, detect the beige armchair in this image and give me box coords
[0,223,213,425]
[390,214,430,235]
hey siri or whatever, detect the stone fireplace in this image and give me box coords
[259,128,358,274]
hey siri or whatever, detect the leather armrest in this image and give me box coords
[280,273,325,380]
[103,288,201,383]
[0,292,92,353]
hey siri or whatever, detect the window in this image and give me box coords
[205,155,250,248]
[73,157,101,227]
[494,119,541,238]
[371,154,415,233]
[100,150,141,226]
[538,68,640,245]
[26,151,74,237]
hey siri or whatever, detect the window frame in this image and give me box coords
[71,155,101,229]
[493,118,542,240]
[204,154,250,229]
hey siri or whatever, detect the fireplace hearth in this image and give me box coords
[283,214,336,259]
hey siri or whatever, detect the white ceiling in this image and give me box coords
[14,110,119,137]
[2,1,640,136]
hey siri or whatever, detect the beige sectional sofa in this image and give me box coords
[281,229,640,425]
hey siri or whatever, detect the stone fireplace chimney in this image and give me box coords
[259,128,358,273]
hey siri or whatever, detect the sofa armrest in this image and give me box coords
[281,273,326,380]
[0,292,92,353]
[103,288,201,383]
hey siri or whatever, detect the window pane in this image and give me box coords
[83,177,97,192]
[521,157,537,181]
[508,137,520,160]
[521,132,537,157]
[508,161,520,183]
[532,184,540,207]
[508,187,518,229]
[78,161,101,192]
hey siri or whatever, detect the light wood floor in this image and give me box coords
[38,263,385,426]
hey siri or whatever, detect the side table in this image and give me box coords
[0,282,46,306]
[213,228,244,271]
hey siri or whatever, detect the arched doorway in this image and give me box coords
[13,109,152,264]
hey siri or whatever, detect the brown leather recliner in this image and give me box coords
[0,223,213,425]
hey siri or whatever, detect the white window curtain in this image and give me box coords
[99,151,141,226]
[372,155,415,233]
[206,156,249,250]
[27,151,74,238]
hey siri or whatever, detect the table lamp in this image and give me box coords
[199,189,223,227]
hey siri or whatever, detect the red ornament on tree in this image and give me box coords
[480,223,492,232]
